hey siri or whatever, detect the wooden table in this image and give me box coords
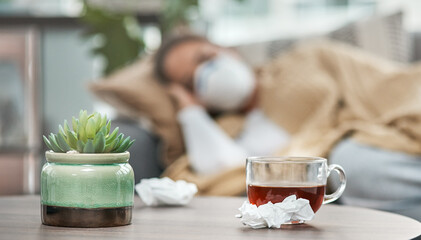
[0,195,420,240]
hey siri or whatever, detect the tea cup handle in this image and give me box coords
[323,164,346,204]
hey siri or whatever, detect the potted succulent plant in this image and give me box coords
[41,110,135,227]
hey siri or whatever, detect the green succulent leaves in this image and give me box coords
[43,110,135,153]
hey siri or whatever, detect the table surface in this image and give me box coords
[0,195,420,240]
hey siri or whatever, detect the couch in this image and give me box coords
[118,29,421,185]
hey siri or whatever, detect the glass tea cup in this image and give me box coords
[246,156,346,215]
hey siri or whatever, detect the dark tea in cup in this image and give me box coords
[247,184,326,212]
[246,156,346,221]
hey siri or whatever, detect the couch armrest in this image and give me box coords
[112,118,164,184]
[411,32,421,62]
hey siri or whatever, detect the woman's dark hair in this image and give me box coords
[154,34,208,84]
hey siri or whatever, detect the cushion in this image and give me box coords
[89,57,184,166]
[328,11,411,63]
[235,11,411,66]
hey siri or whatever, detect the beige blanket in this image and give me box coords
[164,40,421,195]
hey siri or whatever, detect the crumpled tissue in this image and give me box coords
[236,195,315,229]
[135,177,198,206]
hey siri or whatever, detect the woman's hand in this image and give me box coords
[167,83,200,110]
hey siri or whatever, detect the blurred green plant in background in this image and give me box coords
[80,0,199,76]
[80,2,145,76]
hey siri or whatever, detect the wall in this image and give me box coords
[42,26,98,134]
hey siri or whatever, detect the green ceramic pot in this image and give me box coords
[41,151,134,227]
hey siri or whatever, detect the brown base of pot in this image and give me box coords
[41,204,132,228]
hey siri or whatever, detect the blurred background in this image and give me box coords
[0,0,420,195]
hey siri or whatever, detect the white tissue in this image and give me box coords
[135,177,198,206]
[236,195,315,228]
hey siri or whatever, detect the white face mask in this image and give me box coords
[193,53,256,112]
